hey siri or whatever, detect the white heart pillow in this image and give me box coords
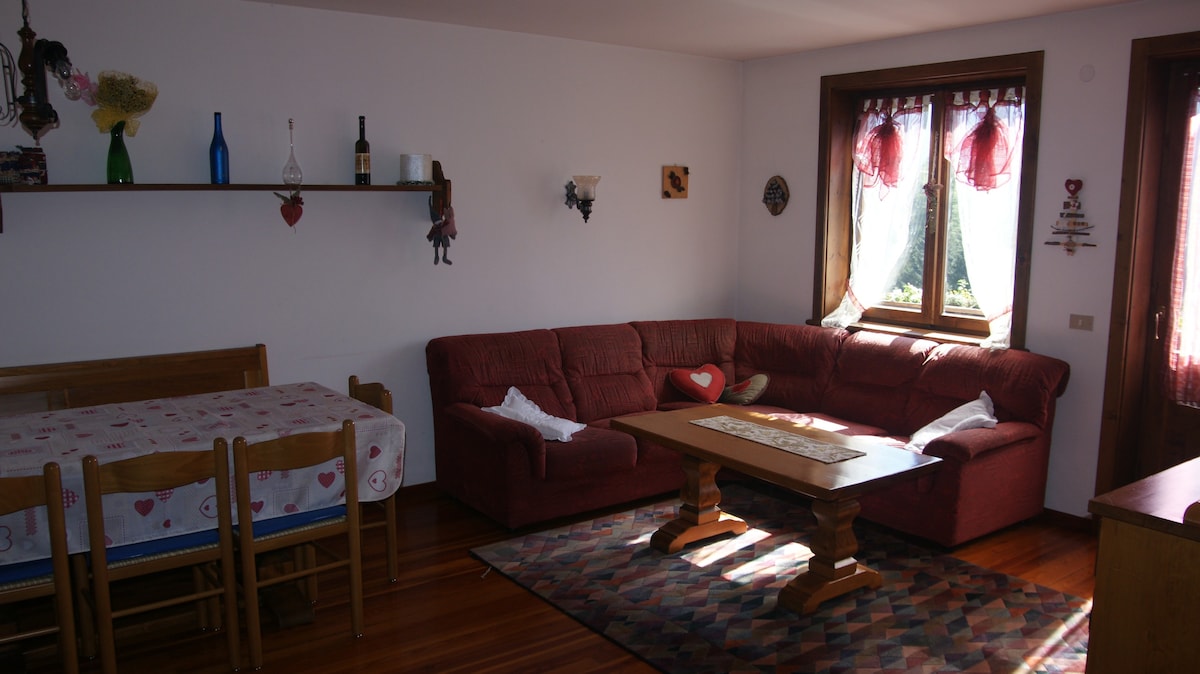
[905,391,998,451]
[482,386,587,442]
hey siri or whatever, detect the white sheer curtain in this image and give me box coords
[944,88,1025,349]
[1166,83,1200,406]
[822,96,932,328]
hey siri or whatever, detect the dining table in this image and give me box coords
[0,381,405,567]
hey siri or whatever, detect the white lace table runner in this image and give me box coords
[690,415,865,464]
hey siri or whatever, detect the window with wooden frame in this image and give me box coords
[813,53,1043,349]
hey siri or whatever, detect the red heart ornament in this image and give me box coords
[280,203,303,227]
[1065,179,1083,196]
[668,364,726,403]
[318,471,336,488]
[134,499,154,516]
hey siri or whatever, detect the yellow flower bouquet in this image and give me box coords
[90,71,157,136]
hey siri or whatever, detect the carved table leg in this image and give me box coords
[651,454,748,553]
[778,497,882,613]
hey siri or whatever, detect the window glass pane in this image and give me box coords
[847,95,932,313]
[941,87,1024,343]
[943,179,982,316]
[882,164,929,309]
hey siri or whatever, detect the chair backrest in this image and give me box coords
[0,462,78,674]
[231,420,360,670]
[348,375,393,414]
[81,447,237,674]
[82,449,234,569]
[232,420,360,531]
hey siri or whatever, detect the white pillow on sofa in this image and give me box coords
[906,391,998,451]
[483,386,587,442]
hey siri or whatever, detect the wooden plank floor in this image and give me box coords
[15,483,1096,673]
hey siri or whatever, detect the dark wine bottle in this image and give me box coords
[209,112,229,184]
[355,116,370,185]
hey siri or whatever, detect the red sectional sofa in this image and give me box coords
[425,319,1070,546]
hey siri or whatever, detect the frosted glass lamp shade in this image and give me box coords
[572,175,600,201]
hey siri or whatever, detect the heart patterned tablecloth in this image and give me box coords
[0,382,404,566]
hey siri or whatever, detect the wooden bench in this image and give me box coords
[0,345,269,416]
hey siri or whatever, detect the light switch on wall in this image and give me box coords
[1068,314,1094,331]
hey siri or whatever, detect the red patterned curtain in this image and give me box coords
[944,88,1023,192]
[1165,81,1200,407]
[853,97,926,193]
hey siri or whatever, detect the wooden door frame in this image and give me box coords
[1098,31,1200,496]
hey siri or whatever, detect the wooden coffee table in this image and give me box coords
[611,404,941,613]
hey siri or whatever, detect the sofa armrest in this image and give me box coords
[443,402,548,478]
[921,421,1041,462]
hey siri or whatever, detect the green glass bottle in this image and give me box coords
[107,121,133,184]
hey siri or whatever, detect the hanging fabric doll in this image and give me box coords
[427,197,456,265]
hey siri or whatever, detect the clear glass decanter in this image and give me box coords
[282,118,302,188]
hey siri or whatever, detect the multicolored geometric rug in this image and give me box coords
[471,484,1090,673]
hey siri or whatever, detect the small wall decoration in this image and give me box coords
[763,175,789,216]
[1045,178,1095,255]
[662,165,689,199]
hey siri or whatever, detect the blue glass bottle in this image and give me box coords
[209,112,229,184]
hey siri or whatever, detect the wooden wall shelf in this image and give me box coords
[0,159,452,234]
[0,183,444,193]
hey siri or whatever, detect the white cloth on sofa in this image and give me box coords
[483,386,587,442]
[906,391,997,451]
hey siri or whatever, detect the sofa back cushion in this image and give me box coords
[425,329,576,419]
[733,322,846,411]
[821,331,939,434]
[631,319,737,405]
[906,343,1070,430]
[555,324,657,423]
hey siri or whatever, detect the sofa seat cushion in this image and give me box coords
[657,400,709,412]
[544,426,638,481]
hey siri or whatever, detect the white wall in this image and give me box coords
[9,0,1197,519]
[0,0,743,485]
[739,0,1200,516]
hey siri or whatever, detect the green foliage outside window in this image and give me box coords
[884,186,980,311]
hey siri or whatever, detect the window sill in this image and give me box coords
[846,321,987,347]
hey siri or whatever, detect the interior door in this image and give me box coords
[1138,60,1200,479]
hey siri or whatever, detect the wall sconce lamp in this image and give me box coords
[564,175,600,222]
[15,0,73,141]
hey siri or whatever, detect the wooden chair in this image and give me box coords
[233,420,364,669]
[348,375,399,583]
[80,449,239,674]
[0,462,77,674]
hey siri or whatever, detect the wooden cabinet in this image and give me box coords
[1087,457,1200,673]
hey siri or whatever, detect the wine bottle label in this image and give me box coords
[356,153,371,173]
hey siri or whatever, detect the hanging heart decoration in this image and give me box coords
[274,190,304,227]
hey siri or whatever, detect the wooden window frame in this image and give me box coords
[812,52,1044,349]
